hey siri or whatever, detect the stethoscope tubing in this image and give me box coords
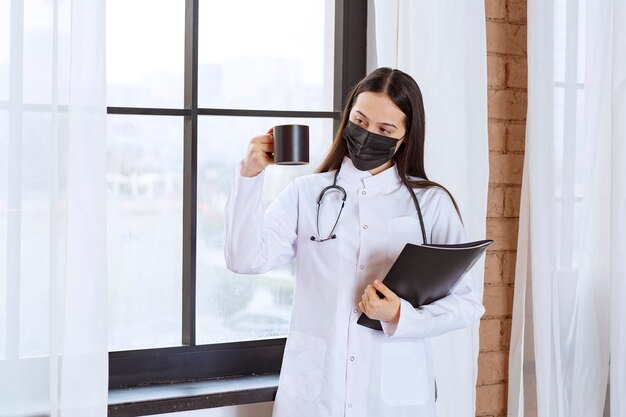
[311,165,428,245]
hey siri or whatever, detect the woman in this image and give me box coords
[224,67,485,417]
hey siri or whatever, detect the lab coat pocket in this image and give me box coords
[380,341,430,406]
[387,216,422,261]
[279,330,327,402]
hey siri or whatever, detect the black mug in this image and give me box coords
[270,124,309,165]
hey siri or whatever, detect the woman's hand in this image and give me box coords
[240,127,275,177]
[358,280,401,324]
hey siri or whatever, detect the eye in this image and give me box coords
[355,117,366,126]
[380,128,390,135]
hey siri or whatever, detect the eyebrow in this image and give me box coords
[355,110,397,129]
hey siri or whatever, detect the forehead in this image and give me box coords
[351,92,405,125]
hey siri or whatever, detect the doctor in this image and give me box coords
[224,67,485,417]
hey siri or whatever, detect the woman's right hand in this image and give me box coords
[240,127,275,177]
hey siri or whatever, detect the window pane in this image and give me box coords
[198,0,335,111]
[107,115,183,351]
[106,0,184,108]
[0,0,8,101]
[196,116,334,344]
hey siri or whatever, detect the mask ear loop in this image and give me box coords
[391,134,406,158]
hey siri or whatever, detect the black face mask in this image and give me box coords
[343,120,402,171]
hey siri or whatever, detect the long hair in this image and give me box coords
[316,67,463,223]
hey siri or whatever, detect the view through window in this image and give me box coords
[106,0,336,351]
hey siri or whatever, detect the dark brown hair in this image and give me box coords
[316,67,463,223]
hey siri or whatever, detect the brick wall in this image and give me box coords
[477,1,527,416]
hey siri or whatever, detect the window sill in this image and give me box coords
[108,374,278,417]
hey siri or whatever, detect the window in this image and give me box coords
[107,0,366,388]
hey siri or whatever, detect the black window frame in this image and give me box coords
[108,0,367,390]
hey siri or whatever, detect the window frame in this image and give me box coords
[108,0,367,389]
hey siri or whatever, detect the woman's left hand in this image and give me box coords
[358,280,401,324]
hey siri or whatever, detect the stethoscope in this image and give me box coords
[309,165,428,244]
[310,168,346,242]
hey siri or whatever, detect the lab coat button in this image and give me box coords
[361,190,366,195]
[348,403,353,408]
[359,265,365,270]
[353,308,358,313]
[350,356,355,361]
[362,224,368,229]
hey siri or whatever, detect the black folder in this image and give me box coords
[357,239,494,331]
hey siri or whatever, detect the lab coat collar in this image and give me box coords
[337,156,402,189]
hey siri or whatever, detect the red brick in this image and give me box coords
[488,186,505,217]
[488,54,507,88]
[488,89,528,121]
[506,122,526,153]
[486,0,507,20]
[485,251,503,284]
[483,286,514,317]
[502,251,518,284]
[486,22,527,56]
[489,119,507,152]
[502,318,512,349]
[478,351,509,384]
[486,218,519,251]
[489,153,524,185]
[480,318,502,351]
[506,56,528,88]
[476,383,508,416]
[503,185,522,217]
[482,0,526,405]
[508,0,527,23]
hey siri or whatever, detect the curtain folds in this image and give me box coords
[0,1,108,416]
[508,1,625,416]
[367,1,490,416]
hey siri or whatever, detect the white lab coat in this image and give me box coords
[224,156,485,417]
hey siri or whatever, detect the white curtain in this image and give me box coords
[508,0,625,416]
[367,1,489,416]
[0,0,108,416]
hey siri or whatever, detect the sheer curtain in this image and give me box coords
[0,1,108,416]
[367,1,489,416]
[507,0,625,416]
